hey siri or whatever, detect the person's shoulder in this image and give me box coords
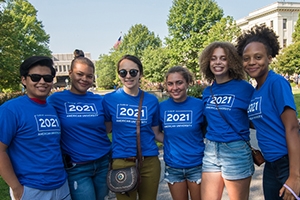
[49,90,68,98]
[233,79,254,89]
[159,97,170,106]
[1,95,23,107]
[103,89,118,99]
[187,96,203,103]
[143,91,159,102]
[87,91,103,98]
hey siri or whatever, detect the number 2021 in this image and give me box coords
[120,107,144,117]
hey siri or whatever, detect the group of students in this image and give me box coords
[0,24,299,200]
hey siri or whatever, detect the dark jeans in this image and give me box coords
[67,154,110,200]
[263,155,289,200]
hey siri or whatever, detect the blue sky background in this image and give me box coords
[27,0,300,60]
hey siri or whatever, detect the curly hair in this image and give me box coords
[199,41,246,83]
[236,24,280,58]
[165,66,194,85]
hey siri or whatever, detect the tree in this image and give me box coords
[142,47,171,83]
[96,53,121,89]
[292,12,300,42]
[0,0,51,92]
[96,24,163,88]
[274,12,300,75]
[203,16,241,47]
[166,0,224,78]
[117,24,162,59]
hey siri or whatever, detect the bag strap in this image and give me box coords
[136,90,144,169]
[210,85,252,149]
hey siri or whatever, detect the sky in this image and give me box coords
[27,0,300,60]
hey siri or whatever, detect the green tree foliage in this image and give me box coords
[274,42,300,75]
[292,12,300,42]
[96,53,120,89]
[118,24,162,59]
[203,16,241,47]
[274,12,300,75]
[0,5,21,91]
[142,47,171,83]
[0,0,51,92]
[96,24,163,88]
[166,0,224,78]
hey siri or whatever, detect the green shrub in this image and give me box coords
[187,84,207,99]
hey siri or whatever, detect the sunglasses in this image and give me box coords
[27,74,54,83]
[118,69,139,78]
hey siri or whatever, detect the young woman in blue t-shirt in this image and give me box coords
[200,41,255,200]
[102,55,163,200]
[236,25,300,200]
[48,51,111,200]
[159,66,205,200]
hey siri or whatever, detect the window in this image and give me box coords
[270,20,273,28]
[59,65,62,72]
[283,39,287,48]
[63,65,66,72]
[283,19,287,29]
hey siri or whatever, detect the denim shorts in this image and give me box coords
[164,165,202,184]
[202,139,254,180]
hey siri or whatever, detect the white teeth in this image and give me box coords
[214,67,223,71]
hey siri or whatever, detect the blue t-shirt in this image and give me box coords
[0,95,67,190]
[48,90,111,163]
[248,70,296,162]
[202,79,254,142]
[159,96,205,168]
[102,88,159,159]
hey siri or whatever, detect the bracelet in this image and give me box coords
[283,184,300,200]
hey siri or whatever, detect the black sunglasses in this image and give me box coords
[118,69,139,78]
[27,74,54,83]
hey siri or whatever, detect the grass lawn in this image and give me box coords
[1,88,300,198]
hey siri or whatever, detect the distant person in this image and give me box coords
[48,52,111,200]
[159,66,205,200]
[199,41,254,200]
[102,54,163,200]
[0,56,70,200]
[236,24,300,200]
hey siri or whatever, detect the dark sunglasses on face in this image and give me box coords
[27,74,54,83]
[118,69,139,78]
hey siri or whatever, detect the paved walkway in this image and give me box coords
[106,129,264,199]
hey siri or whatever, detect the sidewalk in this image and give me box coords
[107,129,264,200]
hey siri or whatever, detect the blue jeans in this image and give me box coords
[202,140,254,180]
[164,165,202,184]
[263,155,289,200]
[67,154,109,200]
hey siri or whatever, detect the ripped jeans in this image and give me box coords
[164,165,202,184]
[66,154,109,200]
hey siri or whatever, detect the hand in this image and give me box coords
[12,185,24,200]
[279,178,300,200]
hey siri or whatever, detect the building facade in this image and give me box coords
[236,1,300,48]
[51,52,93,87]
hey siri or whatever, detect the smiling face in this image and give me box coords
[166,72,188,103]
[118,59,141,92]
[242,42,271,85]
[69,62,94,95]
[21,65,53,100]
[210,47,230,82]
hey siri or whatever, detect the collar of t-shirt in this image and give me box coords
[30,98,46,104]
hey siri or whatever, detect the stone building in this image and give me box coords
[236,1,300,48]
